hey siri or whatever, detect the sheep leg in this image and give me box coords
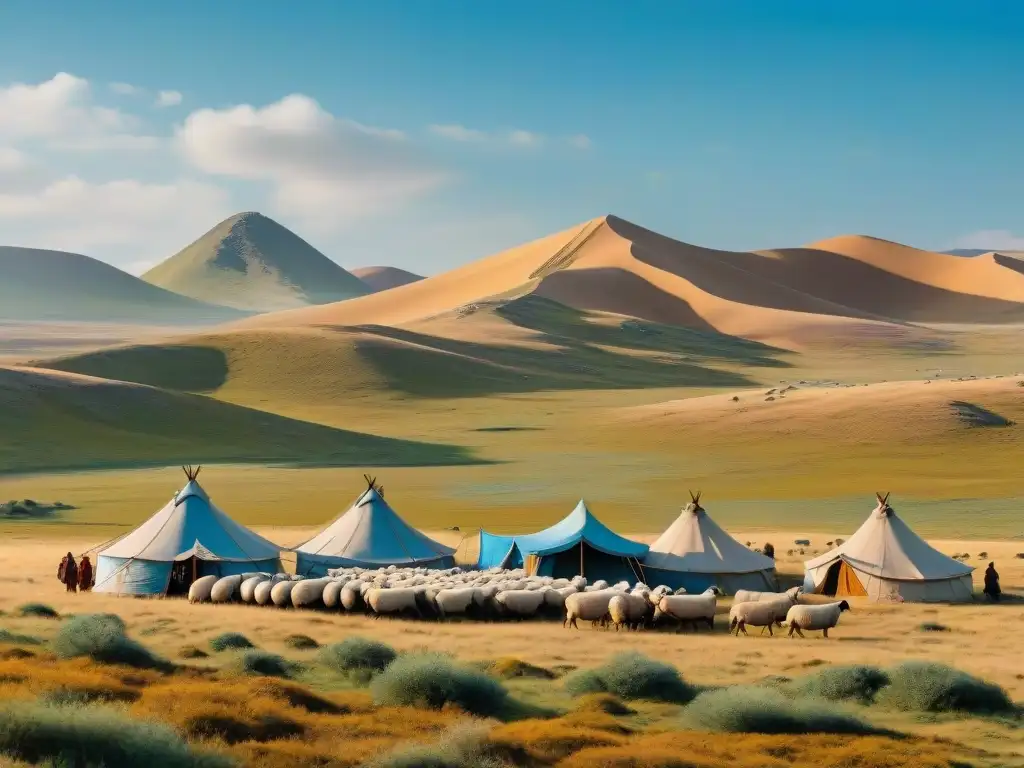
[766,623,774,637]
[739,620,748,636]
[706,616,714,630]
[822,627,829,639]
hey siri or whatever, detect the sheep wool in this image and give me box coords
[239,575,270,603]
[656,587,720,631]
[564,590,618,628]
[291,578,332,608]
[270,579,299,607]
[495,589,546,616]
[785,600,851,638]
[187,575,218,604]
[728,598,789,636]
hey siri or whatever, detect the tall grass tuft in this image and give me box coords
[0,629,42,646]
[564,652,695,704]
[317,636,396,682]
[235,650,296,679]
[0,702,233,768]
[52,614,171,671]
[16,603,60,620]
[685,686,877,734]
[209,633,255,652]
[364,722,510,768]
[284,634,319,650]
[370,653,508,717]
[789,664,891,704]
[877,661,1015,715]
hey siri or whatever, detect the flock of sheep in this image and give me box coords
[186,566,851,638]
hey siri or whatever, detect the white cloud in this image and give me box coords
[567,134,592,150]
[0,147,49,192]
[0,72,156,151]
[508,129,543,147]
[109,82,143,96]
[178,93,445,229]
[155,90,183,108]
[428,124,486,142]
[952,230,1024,252]
[0,177,230,262]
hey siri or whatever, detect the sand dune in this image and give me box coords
[352,265,425,293]
[209,215,1024,350]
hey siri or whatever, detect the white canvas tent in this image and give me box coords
[803,493,974,602]
[641,491,776,593]
[93,466,281,596]
[294,476,455,576]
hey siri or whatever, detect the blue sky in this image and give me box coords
[0,1,1021,274]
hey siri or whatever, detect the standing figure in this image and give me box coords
[61,551,78,593]
[983,562,1000,602]
[78,555,94,592]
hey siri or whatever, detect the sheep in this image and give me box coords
[322,580,345,609]
[435,587,477,618]
[340,580,365,611]
[253,577,282,606]
[656,587,722,632]
[785,600,851,638]
[366,587,422,619]
[607,593,651,631]
[187,575,218,604]
[733,586,801,605]
[543,586,577,610]
[291,578,332,608]
[729,599,790,636]
[564,590,617,629]
[495,589,546,618]
[239,574,270,603]
[271,578,301,607]
[210,575,245,604]
[673,587,688,595]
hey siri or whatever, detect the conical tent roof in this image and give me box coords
[645,494,775,574]
[805,495,973,581]
[295,484,454,565]
[99,474,280,563]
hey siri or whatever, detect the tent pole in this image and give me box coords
[580,541,584,578]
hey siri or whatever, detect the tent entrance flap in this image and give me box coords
[167,557,197,596]
[816,560,868,597]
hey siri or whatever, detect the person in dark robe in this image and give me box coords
[78,555,94,592]
[61,551,78,593]
[57,554,68,584]
[983,562,1000,602]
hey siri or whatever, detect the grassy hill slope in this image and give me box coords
[0,247,244,324]
[0,366,472,474]
[143,212,370,311]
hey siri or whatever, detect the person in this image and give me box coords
[60,551,78,593]
[78,555,94,592]
[983,562,1000,602]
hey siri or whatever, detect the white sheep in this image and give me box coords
[785,600,851,639]
[607,592,650,631]
[322,580,345,609]
[734,586,801,605]
[239,574,270,603]
[340,580,365,611]
[564,590,617,629]
[495,589,546,617]
[291,578,332,608]
[656,587,722,632]
[543,585,577,610]
[366,587,422,618]
[270,578,300,607]
[209,575,244,603]
[253,577,283,605]
[187,575,218,604]
[729,598,790,636]
[435,587,477,618]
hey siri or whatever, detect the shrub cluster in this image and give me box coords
[52,614,171,671]
[684,686,876,734]
[877,661,1015,715]
[370,653,508,717]
[317,637,396,681]
[788,664,891,705]
[209,633,255,652]
[235,650,296,679]
[16,603,60,619]
[564,652,695,704]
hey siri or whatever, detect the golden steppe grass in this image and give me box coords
[0,534,1021,766]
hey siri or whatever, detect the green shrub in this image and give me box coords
[878,661,1015,715]
[685,686,876,734]
[0,629,42,646]
[236,650,296,679]
[284,634,319,650]
[16,603,60,620]
[370,653,508,716]
[365,723,507,768]
[318,636,396,677]
[790,664,890,704]
[180,645,210,659]
[564,652,695,704]
[0,702,233,768]
[52,614,171,671]
[209,632,254,652]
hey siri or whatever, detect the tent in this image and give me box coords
[803,493,974,602]
[641,491,776,594]
[293,476,455,576]
[477,499,648,582]
[93,466,281,596]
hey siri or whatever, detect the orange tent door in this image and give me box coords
[815,560,868,597]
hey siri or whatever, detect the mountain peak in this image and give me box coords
[143,213,369,312]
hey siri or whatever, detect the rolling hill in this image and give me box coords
[0,364,472,474]
[230,215,1024,349]
[352,266,425,293]
[143,211,370,312]
[0,246,244,324]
